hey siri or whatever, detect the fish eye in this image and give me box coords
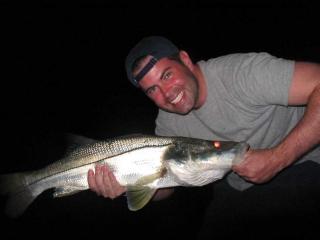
[213,141,221,148]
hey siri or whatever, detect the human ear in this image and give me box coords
[179,50,194,70]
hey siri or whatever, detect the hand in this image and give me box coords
[232,148,286,184]
[87,164,126,199]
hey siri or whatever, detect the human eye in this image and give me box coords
[146,86,157,96]
[163,71,172,80]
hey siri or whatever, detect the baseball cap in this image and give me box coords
[125,36,179,87]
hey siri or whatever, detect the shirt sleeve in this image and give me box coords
[218,52,295,106]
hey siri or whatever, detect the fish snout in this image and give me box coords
[232,142,250,165]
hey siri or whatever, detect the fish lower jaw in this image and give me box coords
[232,143,250,165]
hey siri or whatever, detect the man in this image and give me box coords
[88,36,320,237]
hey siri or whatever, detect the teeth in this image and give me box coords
[171,92,183,104]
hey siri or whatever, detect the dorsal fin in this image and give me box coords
[63,133,98,155]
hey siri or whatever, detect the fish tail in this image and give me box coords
[0,172,39,218]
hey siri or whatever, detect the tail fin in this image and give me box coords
[0,172,39,218]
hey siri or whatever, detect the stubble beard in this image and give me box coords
[163,74,200,115]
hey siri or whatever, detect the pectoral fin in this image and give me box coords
[126,186,157,211]
[125,169,164,211]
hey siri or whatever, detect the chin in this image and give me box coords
[179,108,193,115]
[160,101,194,115]
[165,106,193,115]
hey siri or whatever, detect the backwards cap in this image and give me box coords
[125,36,179,87]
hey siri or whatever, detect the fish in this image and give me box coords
[0,134,249,218]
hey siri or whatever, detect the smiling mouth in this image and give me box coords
[170,91,183,104]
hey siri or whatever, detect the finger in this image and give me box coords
[101,165,114,198]
[87,169,98,192]
[243,177,253,182]
[232,164,245,174]
[233,170,252,182]
[95,164,110,197]
[107,169,126,196]
[235,149,253,168]
[232,165,239,172]
[107,168,119,187]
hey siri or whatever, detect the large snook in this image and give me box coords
[0,134,249,218]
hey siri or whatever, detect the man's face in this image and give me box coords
[136,55,199,115]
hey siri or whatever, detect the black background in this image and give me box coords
[1,1,319,239]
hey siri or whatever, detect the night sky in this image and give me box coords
[1,2,319,239]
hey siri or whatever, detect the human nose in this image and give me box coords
[159,82,172,98]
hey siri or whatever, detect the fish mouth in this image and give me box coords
[232,142,250,165]
[170,91,183,104]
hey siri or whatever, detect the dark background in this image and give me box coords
[1,1,319,239]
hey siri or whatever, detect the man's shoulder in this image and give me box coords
[199,52,274,67]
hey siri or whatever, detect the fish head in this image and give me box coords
[164,139,249,186]
[188,140,250,168]
[166,138,249,167]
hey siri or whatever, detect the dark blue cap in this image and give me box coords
[125,36,179,87]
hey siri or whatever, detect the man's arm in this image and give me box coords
[233,61,320,183]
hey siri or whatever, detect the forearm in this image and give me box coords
[233,65,320,183]
[274,84,320,169]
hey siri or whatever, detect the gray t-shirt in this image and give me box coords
[155,52,320,191]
